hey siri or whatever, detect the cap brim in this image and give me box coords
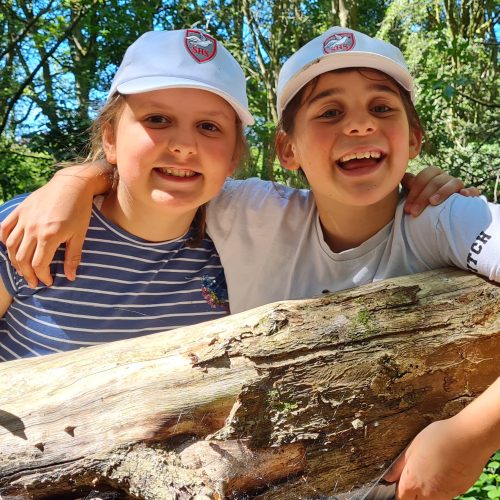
[115,76,255,126]
[278,52,414,117]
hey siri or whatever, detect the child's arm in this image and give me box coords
[0,161,113,288]
[0,166,475,287]
[384,377,500,500]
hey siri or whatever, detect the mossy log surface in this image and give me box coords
[0,268,499,499]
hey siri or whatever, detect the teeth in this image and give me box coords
[158,167,196,177]
[339,151,381,163]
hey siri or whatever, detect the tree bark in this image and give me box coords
[0,268,499,499]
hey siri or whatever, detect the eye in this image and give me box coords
[199,121,221,133]
[319,108,342,119]
[144,115,170,127]
[372,104,392,114]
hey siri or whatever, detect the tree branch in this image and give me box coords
[0,0,98,136]
[456,89,500,108]
[0,0,55,61]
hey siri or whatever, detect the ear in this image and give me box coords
[102,124,117,165]
[276,130,301,171]
[408,127,423,159]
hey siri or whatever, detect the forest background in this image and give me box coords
[0,1,499,498]
[0,0,498,201]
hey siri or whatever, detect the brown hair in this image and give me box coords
[276,68,424,183]
[67,93,248,247]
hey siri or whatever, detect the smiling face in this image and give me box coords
[102,88,239,239]
[277,69,422,210]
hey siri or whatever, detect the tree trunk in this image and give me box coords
[0,268,499,499]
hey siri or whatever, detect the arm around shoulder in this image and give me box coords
[52,160,115,193]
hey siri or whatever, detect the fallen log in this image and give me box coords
[0,268,499,499]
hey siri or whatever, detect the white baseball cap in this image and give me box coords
[108,29,254,126]
[277,26,414,118]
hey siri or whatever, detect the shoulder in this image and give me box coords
[210,177,315,214]
[401,194,500,256]
[206,178,316,254]
[427,194,494,228]
[404,194,494,227]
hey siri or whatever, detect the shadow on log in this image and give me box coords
[0,268,499,499]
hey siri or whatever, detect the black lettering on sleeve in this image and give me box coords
[477,231,492,244]
[466,231,493,272]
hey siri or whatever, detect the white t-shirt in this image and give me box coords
[207,178,500,314]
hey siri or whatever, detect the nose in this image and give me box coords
[167,127,196,157]
[343,110,376,136]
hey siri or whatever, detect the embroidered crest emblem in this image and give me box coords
[201,275,229,310]
[323,32,355,54]
[185,29,217,63]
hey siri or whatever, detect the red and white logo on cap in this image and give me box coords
[185,29,217,63]
[323,32,355,54]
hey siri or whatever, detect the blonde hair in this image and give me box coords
[87,93,125,163]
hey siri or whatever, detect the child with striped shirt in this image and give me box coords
[0,29,253,359]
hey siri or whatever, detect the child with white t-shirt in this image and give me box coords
[213,30,500,500]
[203,26,500,311]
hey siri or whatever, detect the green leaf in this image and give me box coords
[443,84,455,99]
[487,488,500,499]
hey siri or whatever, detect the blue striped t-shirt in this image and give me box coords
[0,194,229,361]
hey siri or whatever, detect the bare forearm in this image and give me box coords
[54,161,114,196]
[453,377,500,453]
